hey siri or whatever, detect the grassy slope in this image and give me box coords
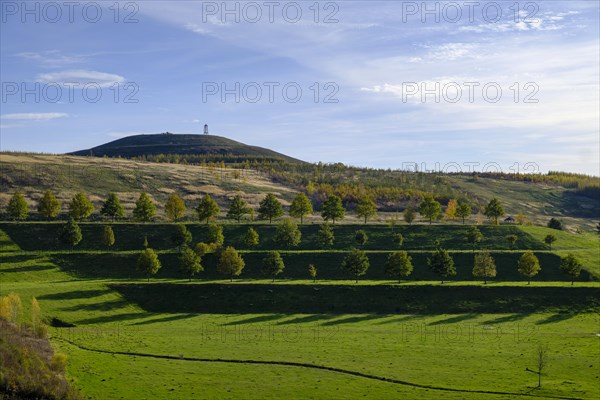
[0,222,547,251]
[447,175,599,230]
[1,223,599,399]
[2,152,598,230]
[519,226,600,278]
[0,153,295,218]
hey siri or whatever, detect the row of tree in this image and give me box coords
[5,190,509,226]
[57,218,563,255]
[135,245,584,285]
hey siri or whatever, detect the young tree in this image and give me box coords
[1,293,22,323]
[143,235,149,249]
[172,224,192,247]
[354,230,368,246]
[342,248,370,283]
[7,192,29,220]
[506,234,518,249]
[258,193,283,224]
[59,218,82,247]
[274,218,302,247]
[544,234,557,250]
[289,192,313,223]
[403,208,416,225]
[484,198,504,225]
[455,202,472,224]
[69,192,94,220]
[393,233,404,247]
[516,213,528,225]
[37,190,61,219]
[31,297,46,338]
[465,226,484,253]
[102,226,115,248]
[388,215,398,232]
[385,251,413,283]
[560,253,582,285]
[100,193,124,219]
[196,194,220,224]
[547,218,563,230]
[472,251,496,284]
[244,227,260,247]
[136,248,161,281]
[133,192,156,221]
[418,196,441,225]
[317,223,335,247]
[445,199,458,220]
[218,246,245,281]
[226,195,250,222]
[321,195,345,224]
[465,226,484,254]
[518,251,541,284]
[526,345,549,388]
[165,193,186,221]
[427,248,456,284]
[262,251,285,282]
[179,246,203,281]
[308,264,317,283]
[207,224,225,248]
[356,197,377,224]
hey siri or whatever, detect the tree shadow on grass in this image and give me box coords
[222,314,286,326]
[428,314,480,325]
[130,313,197,326]
[75,312,146,325]
[275,315,337,325]
[60,298,129,312]
[39,289,111,300]
[321,314,385,326]
[1,265,56,273]
[0,254,40,263]
[485,313,530,324]
[535,312,577,325]
[374,315,427,325]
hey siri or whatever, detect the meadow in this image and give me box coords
[1,221,599,399]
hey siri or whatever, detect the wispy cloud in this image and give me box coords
[1,113,68,120]
[36,70,126,88]
[16,50,86,67]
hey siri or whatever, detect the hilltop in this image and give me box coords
[68,133,303,164]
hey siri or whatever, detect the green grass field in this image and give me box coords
[1,223,599,399]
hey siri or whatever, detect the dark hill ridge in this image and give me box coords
[68,133,303,163]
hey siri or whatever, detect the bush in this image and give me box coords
[354,230,368,246]
[547,218,563,230]
[0,319,81,400]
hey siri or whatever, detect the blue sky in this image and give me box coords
[1,1,599,175]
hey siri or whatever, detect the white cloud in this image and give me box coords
[1,113,68,120]
[16,50,85,67]
[36,70,126,88]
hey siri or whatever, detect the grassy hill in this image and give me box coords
[2,152,598,230]
[68,133,303,163]
[0,153,296,219]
